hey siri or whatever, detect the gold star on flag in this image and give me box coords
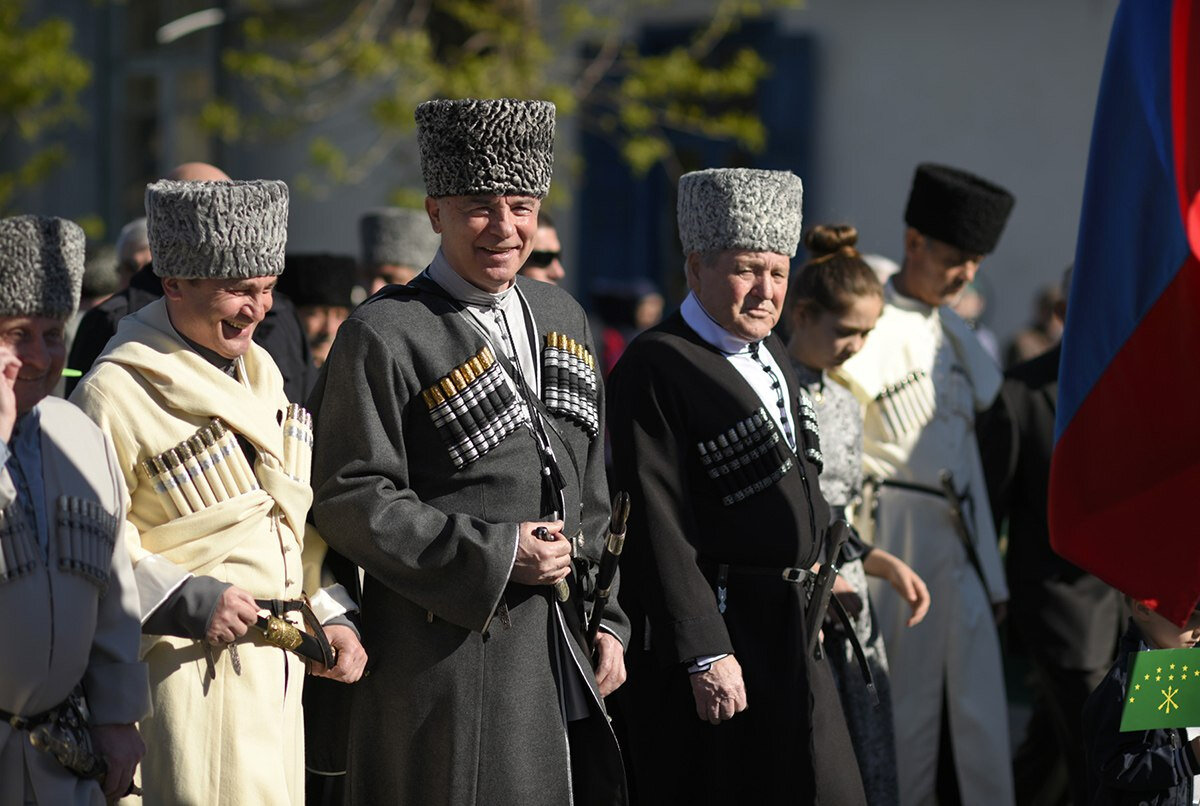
[1170,675,1175,680]
[1171,664,1177,670]
[1186,666,1190,672]
[1158,667,1164,674]
[1157,675,1162,681]
[1130,697,1136,703]
[1136,684,1142,690]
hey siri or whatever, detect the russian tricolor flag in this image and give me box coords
[1050,0,1200,625]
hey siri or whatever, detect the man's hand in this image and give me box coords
[0,346,20,444]
[205,586,258,645]
[593,631,627,697]
[862,548,931,627]
[311,623,368,683]
[689,655,748,725]
[91,723,145,800]
[510,520,572,586]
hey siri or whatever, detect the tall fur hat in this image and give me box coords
[145,179,289,278]
[415,98,555,198]
[0,215,85,319]
[904,163,1015,254]
[278,253,357,308]
[359,208,441,269]
[677,168,804,258]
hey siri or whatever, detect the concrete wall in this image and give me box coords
[6,0,1121,348]
[780,0,1118,345]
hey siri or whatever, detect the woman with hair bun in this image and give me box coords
[787,224,931,806]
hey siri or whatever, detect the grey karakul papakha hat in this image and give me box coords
[677,168,804,258]
[145,179,289,279]
[359,208,441,268]
[415,98,555,198]
[0,215,85,319]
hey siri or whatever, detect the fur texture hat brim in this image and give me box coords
[904,163,1015,255]
[146,179,289,279]
[359,208,441,269]
[0,215,85,319]
[416,99,555,198]
[677,168,804,258]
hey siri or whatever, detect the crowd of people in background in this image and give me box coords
[3,93,1170,806]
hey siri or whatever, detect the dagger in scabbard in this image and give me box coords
[586,491,631,649]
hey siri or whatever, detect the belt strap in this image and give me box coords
[1,698,65,731]
[715,563,815,583]
[879,478,943,498]
[255,598,304,617]
[827,593,879,707]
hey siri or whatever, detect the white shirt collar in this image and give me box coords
[680,292,758,355]
[426,248,515,309]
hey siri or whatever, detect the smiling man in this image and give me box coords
[70,180,365,804]
[607,168,866,805]
[309,98,629,805]
[835,162,1016,806]
[0,216,150,804]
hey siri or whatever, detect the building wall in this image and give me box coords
[781,0,1118,347]
[5,0,1120,349]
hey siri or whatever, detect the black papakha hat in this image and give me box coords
[904,163,1015,255]
[278,253,357,308]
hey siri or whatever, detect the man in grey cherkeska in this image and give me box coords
[309,97,629,805]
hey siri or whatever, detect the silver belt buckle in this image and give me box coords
[781,567,806,583]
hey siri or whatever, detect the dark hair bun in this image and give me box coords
[803,224,859,258]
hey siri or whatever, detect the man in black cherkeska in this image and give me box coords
[608,167,866,805]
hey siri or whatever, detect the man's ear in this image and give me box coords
[684,252,703,292]
[902,227,924,262]
[160,276,184,301]
[425,197,442,234]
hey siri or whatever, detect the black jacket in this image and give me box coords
[976,345,1121,668]
[1083,620,1200,805]
[65,264,317,403]
[607,311,864,806]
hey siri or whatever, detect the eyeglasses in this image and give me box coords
[524,250,561,269]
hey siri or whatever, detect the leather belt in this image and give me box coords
[2,699,64,731]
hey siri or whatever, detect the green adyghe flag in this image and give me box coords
[1121,648,1200,731]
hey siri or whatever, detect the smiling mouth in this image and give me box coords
[221,319,253,337]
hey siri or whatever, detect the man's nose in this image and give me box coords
[961,261,980,284]
[490,208,516,239]
[549,259,565,280]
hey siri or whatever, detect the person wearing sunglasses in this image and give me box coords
[519,210,566,285]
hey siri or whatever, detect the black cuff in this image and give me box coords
[142,576,231,639]
[839,528,873,564]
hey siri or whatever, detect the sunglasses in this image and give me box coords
[524,250,561,269]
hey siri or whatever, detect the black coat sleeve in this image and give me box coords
[608,345,733,665]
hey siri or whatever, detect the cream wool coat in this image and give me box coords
[71,298,322,806]
[0,398,150,806]
[836,282,1013,806]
